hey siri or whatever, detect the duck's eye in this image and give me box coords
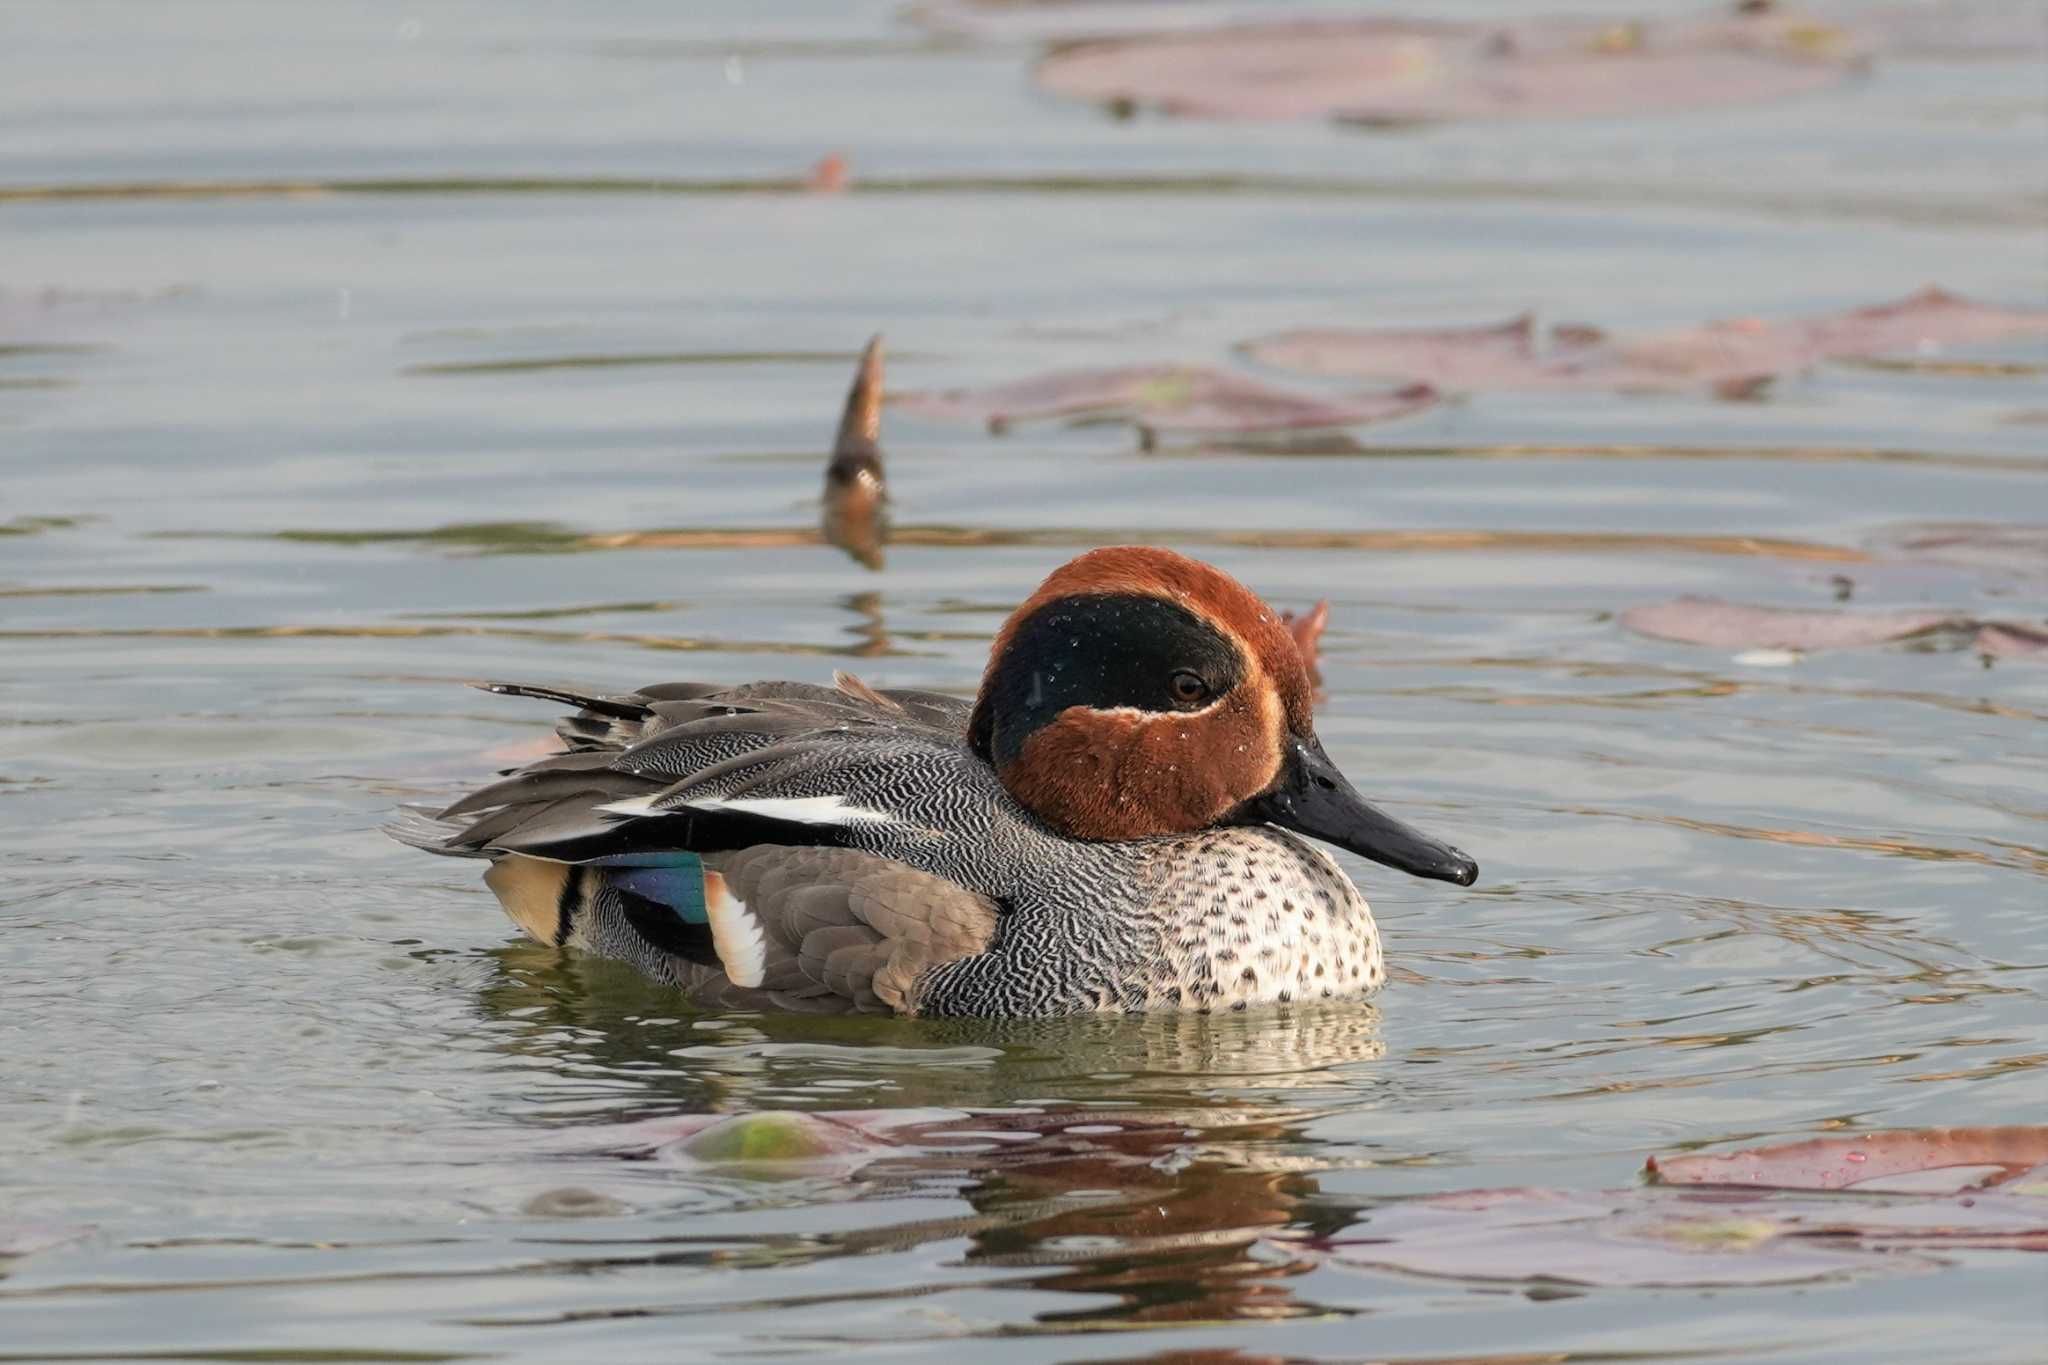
[1168,670,1210,707]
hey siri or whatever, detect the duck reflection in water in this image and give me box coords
[483,950,1381,1328]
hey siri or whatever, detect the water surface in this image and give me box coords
[3,2,2045,1361]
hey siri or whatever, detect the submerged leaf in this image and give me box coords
[1647,1127,2048,1193]
[1619,596,1966,651]
[893,364,1436,435]
[1036,11,1857,124]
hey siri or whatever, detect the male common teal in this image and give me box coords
[393,547,1477,1016]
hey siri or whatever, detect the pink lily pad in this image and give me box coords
[909,1,1287,45]
[1647,1127,2048,1193]
[1866,521,2048,577]
[1243,315,1607,391]
[1244,289,2048,397]
[1794,286,2048,357]
[1974,622,2048,658]
[1035,12,1858,124]
[893,364,1436,435]
[1244,314,1788,396]
[1619,596,1967,651]
[1308,1178,2048,1287]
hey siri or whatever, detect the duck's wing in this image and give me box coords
[392,672,975,865]
[475,674,970,757]
[472,845,1000,1015]
[390,673,998,1014]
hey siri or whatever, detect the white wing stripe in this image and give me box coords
[599,792,897,827]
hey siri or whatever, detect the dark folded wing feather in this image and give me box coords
[401,674,973,864]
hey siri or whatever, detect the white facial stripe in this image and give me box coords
[1079,696,1227,723]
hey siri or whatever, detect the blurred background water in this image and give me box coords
[2,1,2044,1360]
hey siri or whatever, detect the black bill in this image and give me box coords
[1235,737,1478,886]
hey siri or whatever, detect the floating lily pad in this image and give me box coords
[1797,287,2048,358]
[1244,315,1606,390]
[1619,596,1967,651]
[1648,1126,2048,1193]
[1309,1175,2048,1288]
[1244,314,1774,394]
[1973,622,2048,658]
[1620,595,2048,658]
[1036,11,1858,124]
[910,0,1283,45]
[893,364,1436,435]
[1244,289,2048,397]
[1865,521,2048,577]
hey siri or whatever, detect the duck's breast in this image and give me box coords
[912,826,1382,1016]
[1133,827,1384,1010]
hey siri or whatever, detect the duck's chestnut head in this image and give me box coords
[969,547,1476,885]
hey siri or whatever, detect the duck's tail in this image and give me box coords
[383,805,484,856]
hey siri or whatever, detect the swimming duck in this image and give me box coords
[392,546,1476,1016]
